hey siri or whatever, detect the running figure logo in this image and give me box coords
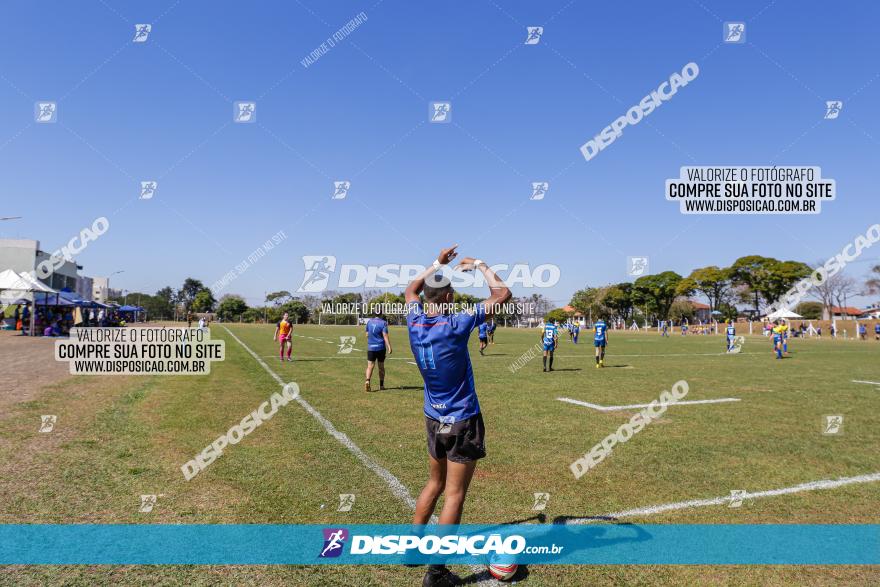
[437,415,455,434]
[35,102,57,123]
[133,24,151,43]
[723,22,745,43]
[824,101,843,120]
[823,415,843,435]
[429,102,451,123]
[727,335,745,354]
[627,256,649,277]
[525,26,544,45]
[298,255,337,293]
[140,181,157,200]
[332,181,350,200]
[234,101,256,123]
[39,415,57,433]
[337,494,355,512]
[139,495,158,513]
[531,492,550,511]
[530,182,549,201]
[338,336,356,354]
[728,489,746,508]
[319,528,349,558]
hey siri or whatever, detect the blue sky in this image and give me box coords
[1,0,878,307]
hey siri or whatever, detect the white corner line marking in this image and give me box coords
[565,472,880,524]
[557,396,741,411]
[852,380,880,386]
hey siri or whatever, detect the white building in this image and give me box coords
[76,275,94,301]
[92,276,110,303]
[0,238,80,291]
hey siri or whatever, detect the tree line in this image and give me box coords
[117,259,880,325]
[566,257,880,323]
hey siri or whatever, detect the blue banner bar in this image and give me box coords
[1,524,877,565]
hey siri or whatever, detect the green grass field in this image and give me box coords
[2,324,879,586]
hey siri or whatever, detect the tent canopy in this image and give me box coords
[0,269,57,293]
[118,305,144,312]
[765,308,802,320]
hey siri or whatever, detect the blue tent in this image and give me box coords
[42,290,110,308]
[31,292,76,306]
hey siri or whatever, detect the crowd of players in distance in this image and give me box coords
[271,306,880,387]
[268,303,880,389]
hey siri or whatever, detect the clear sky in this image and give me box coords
[1,0,878,308]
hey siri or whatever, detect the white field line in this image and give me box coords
[223,327,417,508]
[224,327,495,584]
[566,472,880,524]
[852,380,880,386]
[557,397,741,411]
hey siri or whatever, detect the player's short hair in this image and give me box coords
[423,283,452,303]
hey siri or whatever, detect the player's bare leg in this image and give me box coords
[365,359,374,392]
[438,459,477,525]
[378,360,386,390]
[413,455,446,524]
[414,456,454,586]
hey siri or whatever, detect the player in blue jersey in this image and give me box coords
[364,312,392,392]
[404,245,511,587]
[541,320,558,372]
[478,321,489,355]
[594,318,608,368]
[572,322,580,344]
[875,322,880,341]
[772,321,784,359]
[725,320,736,352]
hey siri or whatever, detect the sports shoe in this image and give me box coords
[379,384,386,391]
[364,381,371,392]
[596,363,600,369]
[422,565,456,587]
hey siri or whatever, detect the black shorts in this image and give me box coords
[367,349,386,362]
[425,413,486,463]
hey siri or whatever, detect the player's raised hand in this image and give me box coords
[437,244,459,265]
[456,256,478,272]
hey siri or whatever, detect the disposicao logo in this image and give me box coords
[319,528,349,558]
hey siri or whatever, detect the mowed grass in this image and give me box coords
[1,324,879,586]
